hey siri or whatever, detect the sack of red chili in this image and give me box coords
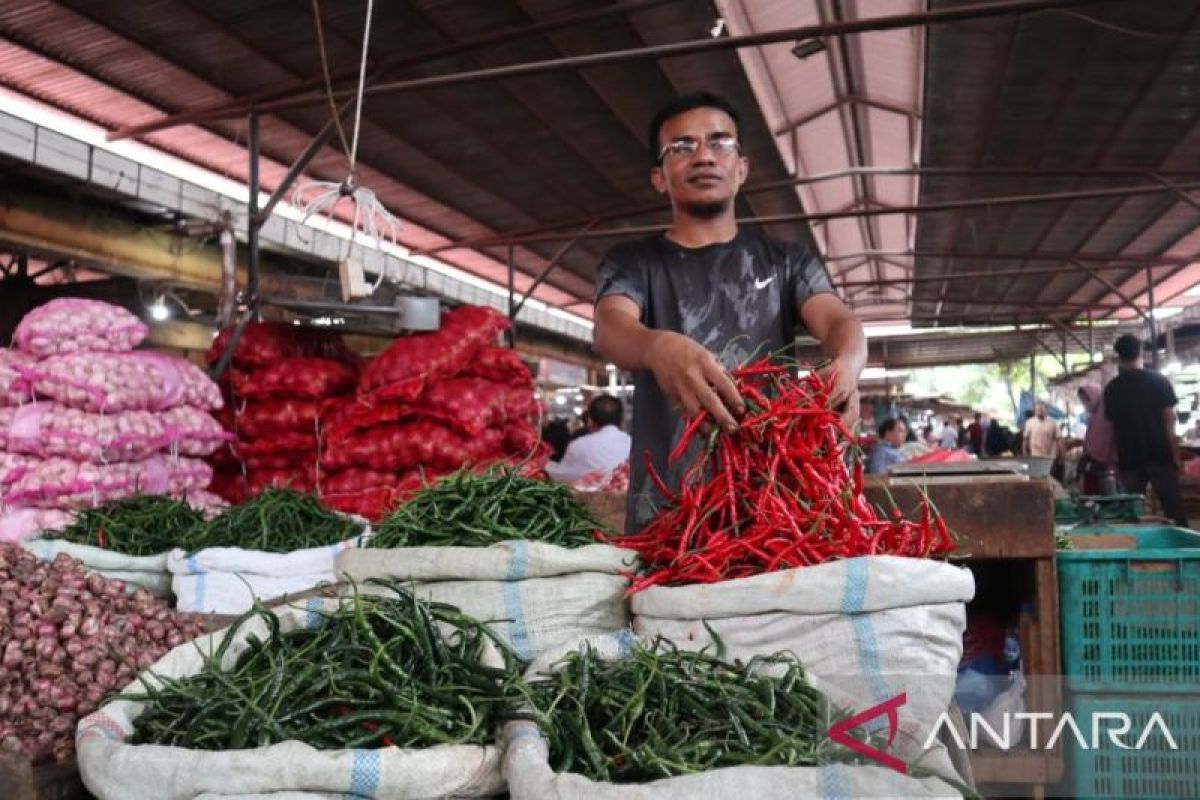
[613,362,955,591]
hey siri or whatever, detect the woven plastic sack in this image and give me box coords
[2,456,213,510]
[162,405,232,457]
[630,557,974,763]
[24,352,222,413]
[168,534,365,614]
[461,345,533,387]
[236,357,358,400]
[320,420,473,472]
[360,305,508,402]
[242,433,319,471]
[207,322,359,369]
[14,298,147,357]
[416,378,537,436]
[77,598,505,799]
[2,402,169,462]
[337,541,635,662]
[0,348,34,405]
[23,538,172,597]
[237,398,322,439]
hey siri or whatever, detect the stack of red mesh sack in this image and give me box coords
[319,305,548,520]
[1,299,226,542]
[205,323,360,503]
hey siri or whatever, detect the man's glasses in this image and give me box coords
[657,133,741,163]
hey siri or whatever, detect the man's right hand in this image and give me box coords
[644,331,744,432]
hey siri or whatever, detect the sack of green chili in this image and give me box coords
[76,594,508,799]
[501,632,963,800]
[630,556,974,764]
[168,538,364,614]
[23,538,172,596]
[337,541,636,662]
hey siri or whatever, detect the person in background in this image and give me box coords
[868,418,908,474]
[541,419,572,462]
[922,424,938,448]
[1023,401,1059,458]
[1104,335,1187,526]
[965,412,985,455]
[546,395,632,484]
[1076,384,1116,495]
[938,417,959,450]
[984,418,1010,457]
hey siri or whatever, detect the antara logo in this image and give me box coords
[827,693,908,774]
[924,711,1179,752]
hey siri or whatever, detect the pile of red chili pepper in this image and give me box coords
[614,359,954,592]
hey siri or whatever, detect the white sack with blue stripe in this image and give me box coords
[77,597,505,800]
[168,537,363,614]
[630,556,974,765]
[336,541,637,662]
[23,537,172,596]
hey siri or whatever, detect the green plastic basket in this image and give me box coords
[1055,494,1145,525]
[1059,527,1200,693]
[1069,694,1200,800]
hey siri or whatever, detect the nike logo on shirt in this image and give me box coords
[753,276,775,289]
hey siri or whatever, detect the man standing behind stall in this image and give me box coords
[592,92,867,532]
[1104,334,1187,526]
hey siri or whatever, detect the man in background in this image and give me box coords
[545,394,631,484]
[1023,402,1058,458]
[966,412,985,455]
[938,417,960,450]
[868,418,908,474]
[1104,335,1187,526]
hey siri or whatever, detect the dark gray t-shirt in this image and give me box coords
[594,228,835,532]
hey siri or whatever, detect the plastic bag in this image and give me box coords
[236,398,322,439]
[0,348,34,405]
[460,345,532,387]
[162,406,232,457]
[14,298,147,357]
[2,402,168,462]
[360,305,508,401]
[235,357,358,400]
[25,352,223,413]
[2,456,213,510]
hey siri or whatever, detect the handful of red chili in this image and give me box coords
[615,360,954,592]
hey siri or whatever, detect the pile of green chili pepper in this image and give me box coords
[1055,529,1074,550]
[369,469,608,548]
[180,488,365,554]
[47,495,206,556]
[127,581,518,750]
[511,640,864,783]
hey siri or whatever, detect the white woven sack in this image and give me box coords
[76,597,505,800]
[337,541,637,662]
[168,538,363,614]
[631,556,974,764]
[505,632,961,800]
[23,538,172,597]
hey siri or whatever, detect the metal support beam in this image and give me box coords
[511,222,597,319]
[836,261,1175,290]
[256,118,340,223]
[507,244,517,347]
[1070,260,1152,325]
[1147,264,1159,369]
[247,114,261,310]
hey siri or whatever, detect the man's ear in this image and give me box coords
[737,155,750,188]
[650,167,667,194]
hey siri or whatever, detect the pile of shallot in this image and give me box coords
[1,298,229,543]
[0,543,206,764]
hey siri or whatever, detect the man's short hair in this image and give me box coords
[1114,334,1142,361]
[647,92,742,164]
[586,394,623,428]
[878,418,902,438]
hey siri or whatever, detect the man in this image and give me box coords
[966,412,985,455]
[1103,334,1187,526]
[1023,402,1059,458]
[938,418,959,450]
[592,92,867,531]
[545,395,631,484]
[868,418,908,474]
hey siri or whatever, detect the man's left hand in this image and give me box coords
[821,358,861,432]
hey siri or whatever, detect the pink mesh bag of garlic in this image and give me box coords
[0,349,34,406]
[13,298,148,357]
[161,406,234,457]
[1,456,213,510]
[22,352,223,414]
[0,402,170,463]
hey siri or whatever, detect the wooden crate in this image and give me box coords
[0,752,91,800]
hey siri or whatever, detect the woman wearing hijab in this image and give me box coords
[1077,384,1117,495]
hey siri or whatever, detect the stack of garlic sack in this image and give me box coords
[0,299,226,542]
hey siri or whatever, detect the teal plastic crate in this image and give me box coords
[1069,694,1200,800]
[1060,527,1200,692]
